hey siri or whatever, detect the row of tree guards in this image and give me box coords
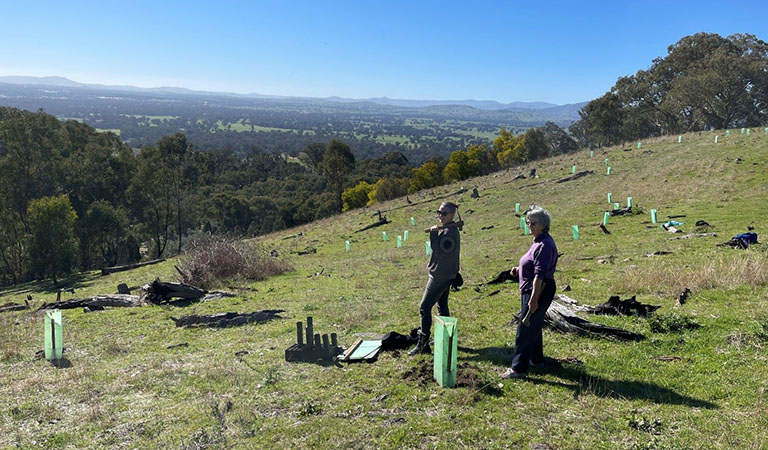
[641,126,766,148]
[345,129,747,250]
[347,231,436,254]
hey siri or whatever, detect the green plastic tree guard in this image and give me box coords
[403,230,409,241]
[607,166,612,175]
[741,128,745,134]
[590,150,594,158]
[433,315,457,388]
[572,225,579,240]
[382,231,388,241]
[678,135,682,143]
[650,209,657,224]
[397,236,402,248]
[764,127,768,134]
[747,129,751,136]
[515,203,520,214]
[520,216,525,230]
[44,309,63,361]
[715,135,719,143]
[345,241,350,252]
[637,142,642,149]
[613,202,620,210]
[603,212,610,225]
[523,220,530,235]
[607,192,612,203]
[627,197,632,208]
[425,241,432,255]
[726,130,731,136]
[410,217,416,226]
[572,165,576,174]
[605,158,609,166]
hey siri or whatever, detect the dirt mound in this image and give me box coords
[402,362,500,395]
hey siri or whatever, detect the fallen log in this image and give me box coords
[503,173,527,184]
[101,258,166,276]
[141,278,206,305]
[356,211,391,233]
[38,294,142,310]
[170,309,284,328]
[555,170,594,183]
[610,206,633,217]
[673,232,717,240]
[0,301,30,313]
[484,269,517,285]
[537,299,644,341]
[201,290,237,301]
[580,295,660,317]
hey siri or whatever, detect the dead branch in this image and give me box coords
[141,278,206,305]
[38,294,143,310]
[544,299,645,341]
[355,212,391,233]
[101,258,166,276]
[555,170,594,183]
[580,295,661,317]
[0,301,30,313]
[170,309,285,328]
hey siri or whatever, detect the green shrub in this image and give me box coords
[649,313,700,333]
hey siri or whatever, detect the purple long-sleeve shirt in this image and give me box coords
[518,232,558,293]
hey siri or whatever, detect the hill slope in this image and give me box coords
[2,129,768,448]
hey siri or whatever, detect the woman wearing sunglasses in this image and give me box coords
[409,201,461,355]
[501,206,558,378]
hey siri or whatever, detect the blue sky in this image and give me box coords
[1,0,766,104]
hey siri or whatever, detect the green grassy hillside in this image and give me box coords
[2,129,768,449]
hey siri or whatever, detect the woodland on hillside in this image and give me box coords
[0,32,766,286]
[0,105,575,285]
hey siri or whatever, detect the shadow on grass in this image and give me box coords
[460,346,717,409]
[528,364,718,409]
[0,271,101,298]
[458,345,514,365]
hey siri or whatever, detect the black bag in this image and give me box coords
[381,330,418,351]
[451,272,464,290]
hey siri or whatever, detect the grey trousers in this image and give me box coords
[419,276,452,335]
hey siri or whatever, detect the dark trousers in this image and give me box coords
[511,281,556,373]
[419,276,451,335]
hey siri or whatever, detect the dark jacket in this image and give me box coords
[428,223,460,281]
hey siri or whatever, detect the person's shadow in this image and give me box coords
[459,346,717,409]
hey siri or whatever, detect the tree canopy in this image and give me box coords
[570,33,768,147]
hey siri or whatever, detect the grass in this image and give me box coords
[94,128,121,135]
[2,129,768,448]
[213,119,297,133]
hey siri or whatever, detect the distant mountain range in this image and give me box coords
[0,75,586,113]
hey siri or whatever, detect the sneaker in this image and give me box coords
[500,368,527,379]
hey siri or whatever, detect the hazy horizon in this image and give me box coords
[1,1,767,104]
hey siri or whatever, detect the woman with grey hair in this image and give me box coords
[501,206,558,378]
[409,201,461,355]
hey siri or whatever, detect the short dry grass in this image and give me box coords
[2,129,768,449]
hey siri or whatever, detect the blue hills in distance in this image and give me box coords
[0,75,586,114]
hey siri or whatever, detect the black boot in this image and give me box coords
[408,331,431,355]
